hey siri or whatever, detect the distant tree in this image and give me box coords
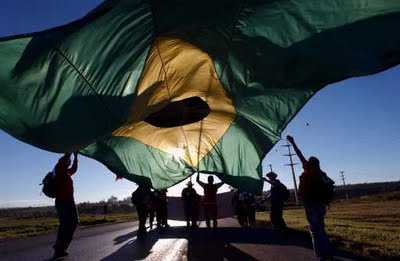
[107,196,119,206]
[120,196,133,206]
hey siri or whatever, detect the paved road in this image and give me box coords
[0,218,359,261]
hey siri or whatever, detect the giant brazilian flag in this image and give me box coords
[1,0,400,191]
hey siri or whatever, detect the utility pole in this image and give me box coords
[282,143,299,204]
[340,170,349,200]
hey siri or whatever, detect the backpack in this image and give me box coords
[320,173,335,204]
[279,183,290,201]
[131,191,139,205]
[131,188,148,206]
[41,171,56,198]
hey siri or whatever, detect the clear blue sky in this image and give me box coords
[0,0,399,207]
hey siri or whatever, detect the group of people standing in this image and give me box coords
[230,171,289,230]
[48,135,334,260]
[232,190,256,227]
[131,173,225,238]
[130,186,169,238]
[211,135,334,260]
[258,136,334,260]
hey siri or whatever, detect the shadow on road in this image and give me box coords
[113,230,138,245]
[102,222,364,261]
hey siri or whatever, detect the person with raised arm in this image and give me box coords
[53,152,79,259]
[287,135,334,260]
[196,173,224,228]
[263,171,289,231]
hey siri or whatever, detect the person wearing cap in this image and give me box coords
[181,181,200,228]
[53,152,79,259]
[263,171,288,231]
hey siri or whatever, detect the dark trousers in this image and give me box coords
[54,199,78,253]
[149,210,155,228]
[184,204,198,227]
[237,205,248,227]
[238,206,256,227]
[156,204,168,227]
[203,203,218,228]
[304,203,332,258]
[270,201,286,230]
[136,205,148,235]
[248,206,256,226]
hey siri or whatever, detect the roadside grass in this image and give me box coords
[256,192,400,260]
[1,192,399,260]
[0,213,136,240]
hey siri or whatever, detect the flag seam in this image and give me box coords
[54,48,119,129]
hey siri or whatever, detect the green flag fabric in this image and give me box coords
[1,0,400,191]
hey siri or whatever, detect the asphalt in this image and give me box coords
[0,218,360,261]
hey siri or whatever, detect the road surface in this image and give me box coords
[0,218,360,261]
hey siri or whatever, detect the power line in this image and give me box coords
[282,142,299,204]
[340,170,349,200]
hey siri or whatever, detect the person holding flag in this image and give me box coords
[196,173,224,228]
[53,152,79,259]
[263,171,289,231]
[287,135,335,260]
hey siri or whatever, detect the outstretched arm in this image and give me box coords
[263,177,272,184]
[67,152,78,176]
[197,170,224,175]
[287,135,307,166]
[197,170,225,187]
[215,182,224,189]
[196,174,206,187]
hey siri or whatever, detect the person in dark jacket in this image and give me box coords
[53,152,79,259]
[181,181,199,228]
[263,172,288,231]
[131,185,151,239]
[287,135,333,260]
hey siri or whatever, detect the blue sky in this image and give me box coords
[0,0,399,207]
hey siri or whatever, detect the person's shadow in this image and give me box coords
[102,221,363,261]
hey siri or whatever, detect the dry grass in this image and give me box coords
[257,192,400,259]
[0,213,136,240]
[2,192,399,260]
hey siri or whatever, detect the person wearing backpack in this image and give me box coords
[52,152,79,259]
[287,135,334,260]
[263,171,288,231]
